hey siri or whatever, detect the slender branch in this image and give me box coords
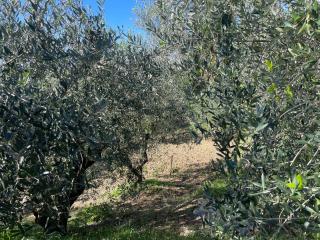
[0,54,23,67]
[279,103,307,120]
[290,142,309,166]
[307,146,320,166]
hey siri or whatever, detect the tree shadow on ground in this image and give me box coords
[72,163,213,236]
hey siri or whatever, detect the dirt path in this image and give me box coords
[118,167,212,234]
[72,140,217,236]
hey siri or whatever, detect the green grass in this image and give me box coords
[107,179,178,200]
[143,179,176,188]
[0,191,210,240]
[2,201,318,240]
[70,204,113,227]
[107,181,137,199]
[3,224,318,240]
[202,178,229,199]
[0,178,232,240]
[110,186,125,199]
[0,225,210,240]
[68,226,209,240]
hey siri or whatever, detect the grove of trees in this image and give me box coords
[1,0,320,239]
[139,0,320,238]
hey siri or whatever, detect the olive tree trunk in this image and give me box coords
[33,156,94,234]
[125,133,150,183]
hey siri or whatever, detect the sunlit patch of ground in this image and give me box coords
[72,139,217,237]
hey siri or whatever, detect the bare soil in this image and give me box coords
[72,139,217,236]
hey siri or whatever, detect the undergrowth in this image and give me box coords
[0,224,210,240]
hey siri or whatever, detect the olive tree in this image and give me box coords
[93,37,188,183]
[0,0,182,234]
[0,0,118,233]
[138,0,320,237]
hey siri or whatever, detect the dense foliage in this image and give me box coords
[2,0,320,238]
[0,0,187,234]
[139,0,320,238]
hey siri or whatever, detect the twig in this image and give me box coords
[279,103,307,120]
[0,54,23,67]
[290,142,309,166]
[307,146,320,166]
[273,193,318,239]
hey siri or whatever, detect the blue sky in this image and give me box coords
[82,0,144,34]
